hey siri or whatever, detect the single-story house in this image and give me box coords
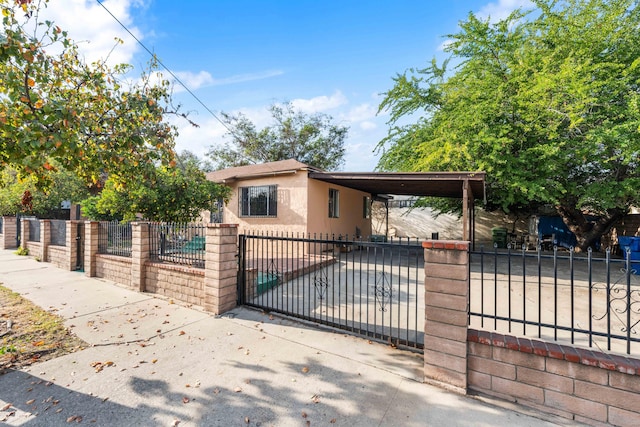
[205,159,373,237]
[205,159,486,245]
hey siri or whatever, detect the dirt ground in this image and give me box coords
[0,285,87,374]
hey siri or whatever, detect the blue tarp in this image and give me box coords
[537,216,577,249]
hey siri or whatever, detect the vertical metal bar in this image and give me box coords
[606,249,611,351]
[537,245,542,338]
[507,244,512,333]
[237,235,246,305]
[587,248,596,347]
[570,247,575,344]
[493,243,498,331]
[480,246,485,328]
[358,236,364,334]
[626,251,632,354]
[553,246,558,341]
[522,245,527,335]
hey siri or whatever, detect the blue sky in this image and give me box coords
[39,0,532,171]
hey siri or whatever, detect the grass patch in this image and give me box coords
[0,284,87,373]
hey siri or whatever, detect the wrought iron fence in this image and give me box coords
[50,220,67,246]
[149,222,206,268]
[27,218,40,242]
[469,245,640,355]
[98,221,132,257]
[239,232,424,350]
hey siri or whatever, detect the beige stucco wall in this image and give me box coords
[218,170,372,238]
[307,178,372,237]
[223,171,309,235]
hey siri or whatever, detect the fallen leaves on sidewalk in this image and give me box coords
[0,285,87,373]
[90,361,114,373]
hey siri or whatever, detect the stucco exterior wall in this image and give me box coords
[307,178,372,237]
[223,172,309,235]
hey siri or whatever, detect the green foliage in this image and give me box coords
[377,0,640,250]
[0,166,89,216]
[0,0,180,190]
[0,345,17,355]
[82,151,230,222]
[14,246,28,256]
[208,102,348,171]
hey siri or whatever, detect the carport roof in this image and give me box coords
[308,171,486,200]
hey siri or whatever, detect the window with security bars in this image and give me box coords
[329,188,339,218]
[240,185,277,217]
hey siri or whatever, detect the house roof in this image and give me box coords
[206,159,485,200]
[308,171,486,200]
[205,159,319,183]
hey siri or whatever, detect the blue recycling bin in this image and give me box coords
[619,236,640,273]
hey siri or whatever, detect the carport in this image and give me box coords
[308,171,486,246]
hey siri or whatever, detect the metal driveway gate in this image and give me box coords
[238,233,424,351]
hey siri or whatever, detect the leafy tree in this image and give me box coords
[208,102,348,171]
[82,151,230,222]
[0,166,88,216]
[377,0,640,251]
[0,0,180,191]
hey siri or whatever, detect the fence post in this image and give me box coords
[40,219,50,262]
[1,216,17,249]
[67,220,77,271]
[131,222,150,292]
[204,224,238,315]
[84,221,99,277]
[423,240,470,394]
[20,218,29,251]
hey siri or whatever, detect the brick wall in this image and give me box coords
[47,245,69,270]
[468,330,640,427]
[423,240,640,427]
[145,263,205,306]
[95,254,133,288]
[84,222,239,315]
[1,216,17,249]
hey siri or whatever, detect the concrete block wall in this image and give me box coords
[423,240,470,393]
[1,216,17,249]
[82,222,239,316]
[95,255,133,288]
[47,245,69,270]
[423,240,640,427]
[145,263,205,307]
[204,224,238,315]
[468,331,640,427]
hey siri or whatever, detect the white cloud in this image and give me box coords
[37,0,144,66]
[173,71,215,91]
[477,0,533,22]
[291,91,348,113]
[170,69,284,93]
[359,121,377,131]
[345,103,377,123]
[438,39,454,52]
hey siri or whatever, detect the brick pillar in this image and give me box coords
[67,221,79,271]
[423,240,470,394]
[41,219,50,262]
[131,222,150,292]
[1,216,17,249]
[20,218,29,251]
[84,221,99,277]
[204,224,238,315]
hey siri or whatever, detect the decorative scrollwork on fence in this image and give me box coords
[313,267,329,300]
[592,268,640,336]
[374,271,392,312]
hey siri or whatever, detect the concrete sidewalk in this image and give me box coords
[0,250,577,426]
